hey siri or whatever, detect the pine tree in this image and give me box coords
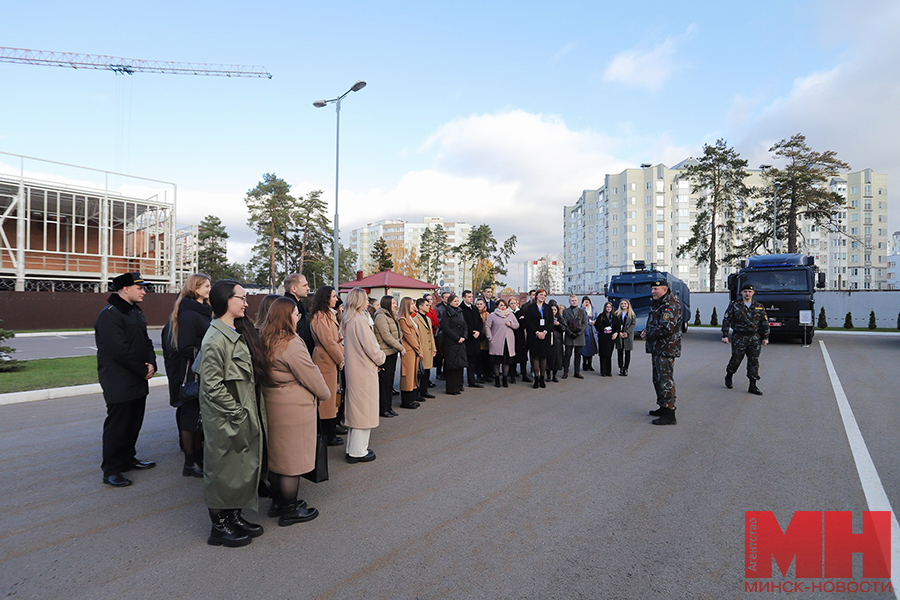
[694,309,701,326]
[817,307,827,329]
[675,139,749,291]
[843,312,854,329]
[198,215,230,282]
[0,320,24,373]
[245,173,297,291]
[418,224,449,284]
[370,237,394,272]
[896,310,900,330]
[710,307,719,327]
[868,311,877,329]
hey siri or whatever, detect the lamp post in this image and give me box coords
[314,80,367,288]
[759,164,779,253]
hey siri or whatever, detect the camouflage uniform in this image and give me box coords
[721,300,769,381]
[644,289,682,408]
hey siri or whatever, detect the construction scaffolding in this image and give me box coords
[0,151,186,292]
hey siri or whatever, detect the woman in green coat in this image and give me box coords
[200,280,269,548]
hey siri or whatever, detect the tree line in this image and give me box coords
[677,133,851,292]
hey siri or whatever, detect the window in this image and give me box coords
[646,238,651,246]
[645,224,651,232]
[630,183,636,190]
[646,196,652,204]
[656,181,665,192]
[865,185,871,196]
[657,223,665,231]
[612,202,618,208]
[631,211,637,218]
[656,210,665,220]
[612,214,617,222]
[646,210,652,218]
[656,195,665,207]
[630,225,637,232]
[851,214,859,221]
[631,239,637,247]
[657,251,665,260]
[851,186,859,194]
[631,197,637,205]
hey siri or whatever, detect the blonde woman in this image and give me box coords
[615,299,637,376]
[398,296,424,406]
[341,288,386,463]
[161,273,211,478]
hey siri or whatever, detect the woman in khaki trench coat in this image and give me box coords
[398,297,423,407]
[341,288,386,463]
[309,286,344,446]
[200,280,270,548]
[261,297,330,526]
[413,297,437,400]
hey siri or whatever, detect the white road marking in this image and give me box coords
[820,340,899,596]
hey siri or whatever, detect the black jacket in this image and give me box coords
[285,292,315,354]
[162,297,212,407]
[95,294,157,404]
[459,302,483,356]
[438,305,469,370]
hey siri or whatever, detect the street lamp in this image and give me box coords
[760,164,779,253]
[313,80,367,288]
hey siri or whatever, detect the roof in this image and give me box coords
[339,269,439,290]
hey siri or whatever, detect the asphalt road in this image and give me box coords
[1,329,897,599]
[7,330,164,361]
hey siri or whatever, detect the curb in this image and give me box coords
[0,377,168,407]
[14,326,163,338]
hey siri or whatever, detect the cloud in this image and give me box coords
[550,41,577,64]
[603,23,697,92]
[737,3,900,232]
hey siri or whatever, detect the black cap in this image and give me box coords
[112,272,148,290]
[740,283,754,292]
[652,278,668,287]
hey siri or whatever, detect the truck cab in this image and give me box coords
[607,261,691,334]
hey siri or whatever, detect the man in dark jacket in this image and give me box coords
[561,295,587,379]
[283,273,314,354]
[95,272,158,487]
[640,279,682,426]
[460,290,484,387]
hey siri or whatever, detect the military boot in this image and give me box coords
[651,407,677,425]
[649,405,666,416]
[749,381,763,395]
[725,372,733,389]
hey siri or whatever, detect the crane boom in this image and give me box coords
[0,46,272,78]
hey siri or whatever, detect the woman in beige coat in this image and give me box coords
[414,297,437,400]
[398,297,424,408]
[341,288,386,463]
[374,296,407,415]
[261,297,330,526]
[309,286,344,447]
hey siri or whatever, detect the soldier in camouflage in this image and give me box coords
[640,278,682,425]
[721,283,769,395]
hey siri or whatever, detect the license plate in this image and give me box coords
[770,322,782,327]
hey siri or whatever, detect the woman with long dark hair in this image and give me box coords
[581,296,597,372]
[162,273,211,478]
[398,296,424,407]
[253,294,282,331]
[261,297,330,526]
[546,301,566,383]
[374,295,408,413]
[199,280,270,547]
[438,293,468,395]
[595,301,621,377]
[508,296,530,383]
[309,286,344,446]
[524,289,552,388]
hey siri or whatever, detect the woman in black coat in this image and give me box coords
[508,296,529,384]
[438,294,468,395]
[524,289,552,388]
[162,274,212,477]
[546,301,566,382]
[594,301,621,377]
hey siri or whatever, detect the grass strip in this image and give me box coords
[0,355,164,394]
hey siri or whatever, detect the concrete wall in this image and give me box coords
[688,290,900,328]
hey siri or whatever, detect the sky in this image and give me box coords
[2,0,899,290]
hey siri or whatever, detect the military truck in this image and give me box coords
[727,253,825,341]
[606,261,691,334]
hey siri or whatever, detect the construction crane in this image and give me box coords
[0,46,272,78]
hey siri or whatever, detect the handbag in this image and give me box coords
[179,350,199,403]
[301,417,329,483]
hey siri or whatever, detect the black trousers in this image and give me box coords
[563,345,583,374]
[379,353,398,412]
[445,368,463,393]
[616,348,631,370]
[102,397,147,476]
[466,354,480,385]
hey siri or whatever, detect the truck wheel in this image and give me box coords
[682,321,688,334]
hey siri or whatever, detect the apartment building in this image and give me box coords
[349,217,471,290]
[564,163,888,293]
[524,257,565,295]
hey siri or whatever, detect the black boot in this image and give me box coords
[623,369,628,377]
[509,373,516,384]
[539,376,546,389]
[749,381,763,395]
[651,407,677,425]
[229,509,264,538]
[501,375,508,388]
[494,376,501,388]
[725,372,733,389]
[533,376,540,389]
[562,370,568,379]
[649,405,666,416]
[551,371,559,383]
[208,510,251,547]
[278,502,319,526]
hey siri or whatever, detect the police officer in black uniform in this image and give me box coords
[640,278,682,425]
[721,283,769,395]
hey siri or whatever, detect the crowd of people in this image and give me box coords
[94,272,682,549]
